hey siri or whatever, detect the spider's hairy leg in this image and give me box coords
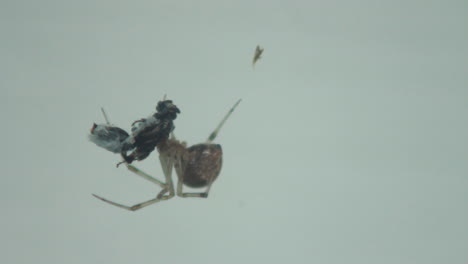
[126,164,166,188]
[92,188,169,211]
[159,154,175,199]
[207,99,242,143]
[92,158,176,211]
[176,184,212,198]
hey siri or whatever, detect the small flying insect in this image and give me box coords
[90,98,241,211]
[252,45,264,68]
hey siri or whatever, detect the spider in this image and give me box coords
[90,98,241,211]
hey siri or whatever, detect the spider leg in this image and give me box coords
[125,164,166,188]
[92,155,176,211]
[123,155,176,198]
[159,153,175,199]
[92,188,169,211]
[174,156,185,196]
[206,99,241,143]
[176,179,214,198]
[176,185,212,198]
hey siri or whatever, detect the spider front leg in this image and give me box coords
[92,156,176,211]
[125,164,166,188]
[93,188,168,211]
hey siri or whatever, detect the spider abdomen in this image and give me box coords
[183,144,222,188]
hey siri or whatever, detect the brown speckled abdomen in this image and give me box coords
[183,144,223,188]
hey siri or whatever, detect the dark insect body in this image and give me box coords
[89,100,180,166]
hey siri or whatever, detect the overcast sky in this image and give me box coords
[2,1,467,263]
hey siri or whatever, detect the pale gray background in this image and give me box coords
[1,0,467,263]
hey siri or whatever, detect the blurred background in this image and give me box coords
[1,0,467,263]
